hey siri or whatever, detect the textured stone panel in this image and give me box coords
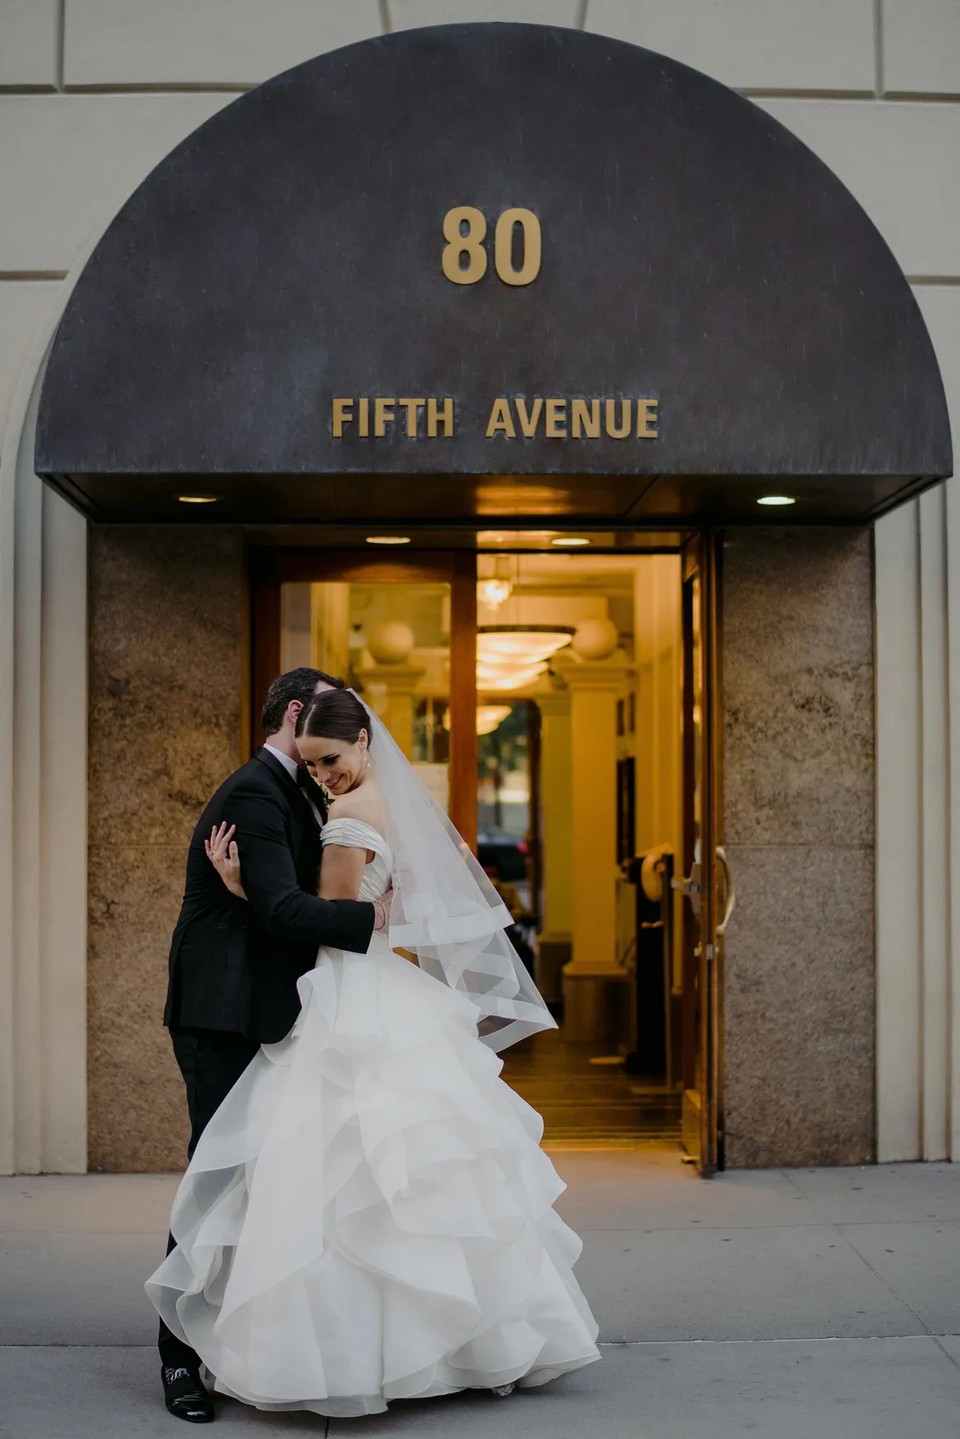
[87,526,244,845]
[722,528,874,848]
[87,527,244,1171]
[64,0,382,88]
[721,528,875,1167]
[585,0,874,93]
[756,98,960,277]
[0,281,59,448]
[0,94,232,272]
[0,0,59,89]
[87,845,188,1172]
[722,845,875,1168]
[883,0,960,95]
[388,0,581,29]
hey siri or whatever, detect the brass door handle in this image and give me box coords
[715,846,736,937]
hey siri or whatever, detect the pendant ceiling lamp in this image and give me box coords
[475,557,575,692]
[476,658,549,693]
[477,624,575,666]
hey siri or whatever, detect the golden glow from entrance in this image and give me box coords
[477,626,574,665]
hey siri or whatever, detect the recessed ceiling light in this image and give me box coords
[366,535,411,545]
[178,494,218,504]
[551,536,591,547]
[757,495,796,507]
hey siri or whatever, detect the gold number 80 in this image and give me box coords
[441,207,541,287]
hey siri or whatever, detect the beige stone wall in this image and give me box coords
[721,529,875,1167]
[87,527,244,1171]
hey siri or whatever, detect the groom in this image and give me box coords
[158,667,390,1423]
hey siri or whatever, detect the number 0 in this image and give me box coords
[494,209,541,286]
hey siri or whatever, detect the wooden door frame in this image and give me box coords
[680,530,724,1174]
[247,547,478,844]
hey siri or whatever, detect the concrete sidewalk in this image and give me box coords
[2,1150,959,1437]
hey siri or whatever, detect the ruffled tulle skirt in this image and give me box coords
[146,939,600,1417]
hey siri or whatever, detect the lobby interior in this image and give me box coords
[275,532,697,1154]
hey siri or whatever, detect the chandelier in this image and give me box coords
[477,576,513,609]
[476,624,574,693]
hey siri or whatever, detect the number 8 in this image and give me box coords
[441,206,488,285]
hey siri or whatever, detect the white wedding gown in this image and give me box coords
[147,818,600,1417]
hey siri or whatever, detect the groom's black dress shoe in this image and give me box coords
[161,1365,214,1423]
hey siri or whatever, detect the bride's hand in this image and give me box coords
[205,822,247,900]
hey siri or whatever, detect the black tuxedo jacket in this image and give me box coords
[164,747,376,1042]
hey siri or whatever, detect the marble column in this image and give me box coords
[534,683,573,1004]
[555,644,632,1041]
[355,663,426,758]
[87,526,244,1171]
[721,527,875,1167]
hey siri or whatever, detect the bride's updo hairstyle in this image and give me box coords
[296,688,371,746]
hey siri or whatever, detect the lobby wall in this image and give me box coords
[721,528,876,1167]
[86,528,245,1171]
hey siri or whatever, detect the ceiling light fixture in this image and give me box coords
[756,495,796,507]
[366,535,411,545]
[477,577,513,609]
[551,535,590,547]
[477,625,575,666]
[178,494,218,504]
[476,660,548,693]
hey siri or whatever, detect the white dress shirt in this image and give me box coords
[263,742,325,827]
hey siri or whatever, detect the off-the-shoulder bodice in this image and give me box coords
[321,817,393,902]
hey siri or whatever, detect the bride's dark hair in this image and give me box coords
[296,688,371,746]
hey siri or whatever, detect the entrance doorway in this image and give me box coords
[249,531,723,1170]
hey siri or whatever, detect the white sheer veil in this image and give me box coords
[353,693,557,1052]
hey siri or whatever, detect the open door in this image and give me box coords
[248,548,478,845]
[676,532,727,1174]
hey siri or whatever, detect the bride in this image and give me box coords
[146,688,600,1418]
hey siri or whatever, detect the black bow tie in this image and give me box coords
[295,766,328,821]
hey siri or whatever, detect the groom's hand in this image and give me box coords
[373,887,393,933]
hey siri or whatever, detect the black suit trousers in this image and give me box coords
[157,1027,260,1370]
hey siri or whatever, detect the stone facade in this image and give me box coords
[721,529,876,1167]
[87,528,244,1171]
[1,1,958,1171]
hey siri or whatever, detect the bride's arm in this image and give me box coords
[206,822,247,899]
[318,844,367,901]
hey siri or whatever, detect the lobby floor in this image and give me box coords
[503,1032,682,1147]
[2,1157,959,1437]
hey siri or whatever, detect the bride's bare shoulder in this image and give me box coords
[327,782,384,832]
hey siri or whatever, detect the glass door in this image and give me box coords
[677,532,724,1174]
[249,549,478,843]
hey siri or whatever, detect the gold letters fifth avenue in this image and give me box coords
[330,397,660,441]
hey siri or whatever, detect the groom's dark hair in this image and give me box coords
[261,667,344,736]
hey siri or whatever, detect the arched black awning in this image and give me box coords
[36,23,950,524]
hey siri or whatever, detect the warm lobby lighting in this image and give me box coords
[178,494,218,504]
[551,535,590,547]
[477,625,575,665]
[476,660,547,692]
[366,535,411,544]
[757,495,796,507]
[477,577,513,609]
[443,704,513,735]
